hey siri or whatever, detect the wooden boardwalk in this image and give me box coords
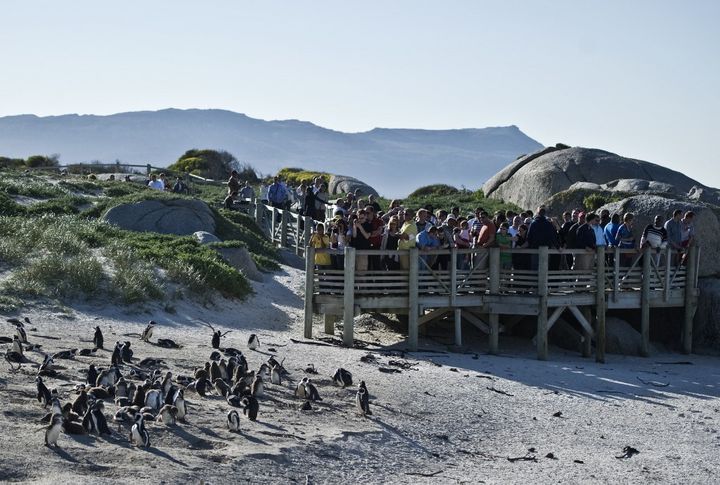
[303,246,700,361]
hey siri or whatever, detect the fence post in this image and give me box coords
[596,246,606,363]
[450,247,457,307]
[146,164,151,175]
[683,245,698,354]
[489,247,500,355]
[254,200,262,226]
[536,246,549,360]
[115,160,120,173]
[280,209,288,248]
[303,216,312,258]
[343,247,356,347]
[271,208,278,245]
[408,248,419,352]
[640,247,652,357]
[303,246,315,339]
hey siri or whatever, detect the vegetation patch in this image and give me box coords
[277,167,329,186]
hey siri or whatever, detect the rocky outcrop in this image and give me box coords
[193,231,221,245]
[328,175,378,197]
[598,195,720,277]
[215,247,263,282]
[605,317,652,355]
[103,198,215,236]
[483,147,714,210]
[694,278,720,349]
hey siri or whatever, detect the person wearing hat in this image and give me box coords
[227,170,240,195]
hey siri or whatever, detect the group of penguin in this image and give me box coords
[4,317,372,450]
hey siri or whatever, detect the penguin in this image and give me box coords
[295,377,308,399]
[333,368,353,388]
[111,342,122,366]
[227,410,241,431]
[250,375,264,397]
[231,380,249,397]
[258,363,271,380]
[210,361,221,382]
[15,324,27,344]
[93,326,104,349]
[61,402,81,422]
[72,390,90,415]
[45,414,63,447]
[248,334,260,351]
[218,359,229,381]
[242,370,256,386]
[132,382,148,408]
[242,395,259,421]
[39,354,53,373]
[209,350,222,361]
[159,371,173,396]
[211,331,222,350]
[36,376,52,407]
[53,349,78,360]
[78,348,97,356]
[91,401,111,435]
[89,386,114,400]
[141,321,155,343]
[157,405,177,425]
[50,397,62,417]
[130,414,150,447]
[156,338,180,349]
[226,357,237,379]
[175,375,192,387]
[227,394,244,407]
[271,365,282,385]
[96,367,118,387]
[214,378,231,397]
[62,418,87,435]
[87,364,97,386]
[194,378,212,398]
[120,341,133,363]
[11,335,23,356]
[144,389,162,410]
[115,377,128,399]
[173,388,187,422]
[356,381,371,416]
[305,379,322,402]
[194,362,210,380]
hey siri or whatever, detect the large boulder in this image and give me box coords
[103,198,215,236]
[483,146,716,210]
[694,278,720,350]
[215,247,263,282]
[605,317,648,355]
[193,231,221,245]
[328,174,378,197]
[597,195,720,277]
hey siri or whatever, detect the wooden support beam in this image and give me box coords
[254,200,262,226]
[343,247,356,347]
[450,248,458,307]
[683,245,698,354]
[567,305,595,338]
[640,247,652,357]
[271,207,278,244]
[546,306,566,331]
[302,216,312,258]
[454,308,462,347]
[664,246,672,303]
[581,306,593,358]
[536,246,549,360]
[408,248,419,351]
[324,314,335,335]
[418,307,450,327]
[303,247,315,339]
[488,248,501,355]
[596,246,606,363]
[462,311,490,334]
[280,209,288,248]
[613,247,620,302]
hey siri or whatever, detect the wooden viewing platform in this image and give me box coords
[303,245,700,362]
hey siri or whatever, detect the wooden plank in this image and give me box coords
[450,248,457,307]
[343,247,356,347]
[324,314,335,335]
[546,306,566,331]
[408,248,419,351]
[596,246,606,363]
[581,306,593,358]
[537,246,549,360]
[568,305,595,338]
[418,307,450,327]
[462,311,490,333]
[684,245,698,354]
[613,247,620,302]
[454,308,462,347]
[303,246,315,339]
[640,248,652,357]
[489,248,500,354]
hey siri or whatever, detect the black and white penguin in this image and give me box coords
[93,326,104,349]
[356,381,371,416]
[45,414,63,447]
[227,410,241,431]
[72,390,90,415]
[295,377,308,399]
[227,394,243,407]
[36,376,52,407]
[210,361,221,382]
[214,378,231,397]
[50,397,62,417]
[211,331,222,350]
[141,321,155,343]
[53,349,78,360]
[231,380,249,397]
[173,388,187,422]
[111,342,122,366]
[144,389,163,410]
[248,334,260,351]
[305,379,322,401]
[11,335,23,356]
[78,348,97,356]
[83,401,111,435]
[96,366,119,387]
[218,359,229,381]
[115,377,128,399]
[132,381,148,408]
[258,363,271,380]
[62,418,87,435]
[241,395,259,421]
[38,353,53,374]
[120,341,133,363]
[332,368,353,387]
[15,324,27,344]
[89,386,113,400]
[130,414,150,447]
[157,405,177,425]
[270,365,282,385]
[250,375,264,397]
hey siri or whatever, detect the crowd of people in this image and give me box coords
[146,173,190,194]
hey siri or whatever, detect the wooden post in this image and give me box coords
[303,246,315,339]
[146,164,151,175]
[683,245,698,354]
[324,314,335,335]
[664,246,672,302]
[581,307,592,358]
[408,248,420,351]
[271,208,278,245]
[280,209,288,248]
[489,247,501,355]
[254,200,262,226]
[450,248,457,307]
[640,247,652,357]
[537,246,549,360]
[454,308,462,347]
[343,247,356,347]
[613,247,620,302]
[303,216,312,258]
[115,160,120,173]
[596,246,606,363]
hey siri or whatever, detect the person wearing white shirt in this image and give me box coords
[147,174,164,191]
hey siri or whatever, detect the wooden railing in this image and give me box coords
[251,200,313,257]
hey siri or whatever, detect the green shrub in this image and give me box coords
[106,243,164,303]
[277,167,329,187]
[407,184,459,198]
[6,252,103,298]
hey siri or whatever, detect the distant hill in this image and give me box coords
[0,109,543,197]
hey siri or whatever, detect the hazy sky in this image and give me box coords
[1,1,718,186]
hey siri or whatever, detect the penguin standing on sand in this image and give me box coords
[173,388,187,422]
[120,341,133,363]
[242,395,259,421]
[11,335,23,356]
[14,323,27,344]
[36,376,52,407]
[130,414,150,447]
[141,321,155,343]
[333,368,353,388]
[248,334,260,351]
[111,342,122,366]
[356,381,371,416]
[83,401,111,435]
[305,379,322,401]
[157,405,177,425]
[93,326,104,349]
[200,322,231,349]
[270,365,282,385]
[86,364,98,386]
[45,414,63,447]
[250,375,264,397]
[295,377,308,399]
[227,410,241,431]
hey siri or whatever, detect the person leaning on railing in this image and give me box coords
[574,213,599,270]
[309,223,332,269]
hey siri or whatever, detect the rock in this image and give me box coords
[687,186,720,206]
[483,146,712,211]
[193,231,221,245]
[598,195,720,277]
[603,179,675,194]
[103,198,216,236]
[215,247,263,282]
[548,318,583,353]
[605,317,648,355]
[695,277,720,349]
[328,175,379,197]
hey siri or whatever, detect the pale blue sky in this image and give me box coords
[1,1,718,186]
